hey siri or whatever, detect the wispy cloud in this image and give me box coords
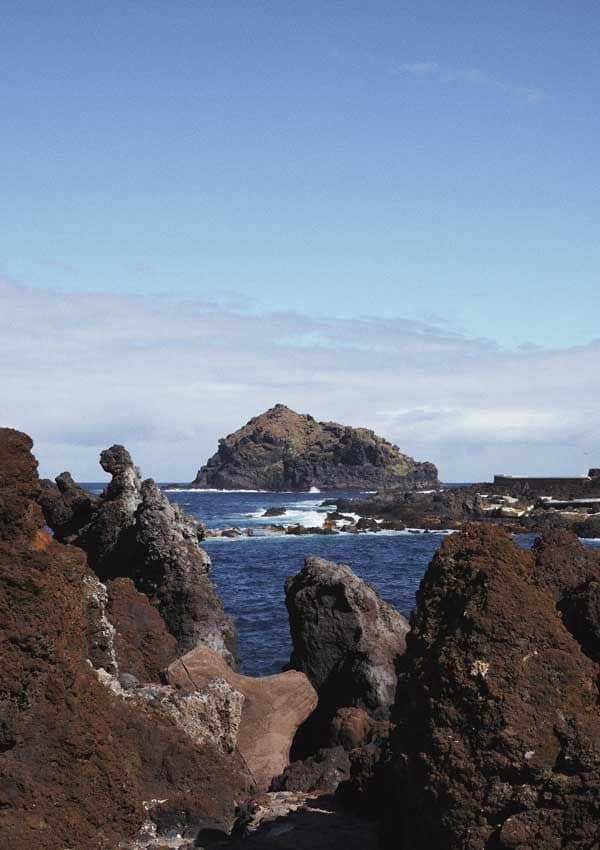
[397,61,544,104]
[0,281,595,482]
[399,62,439,75]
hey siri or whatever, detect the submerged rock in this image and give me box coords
[387,524,600,850]
[192,404,438,491]
[263,506,287,517]
[40,446,236,664]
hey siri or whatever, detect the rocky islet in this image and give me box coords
[191,403,439,492]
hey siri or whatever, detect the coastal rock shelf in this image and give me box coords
[191,404,439,492]
[333,468,600,538]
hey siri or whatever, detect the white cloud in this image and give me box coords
[0,280,597,482]
[397,61,544,104]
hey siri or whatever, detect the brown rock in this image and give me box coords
[106,577,178,682]
[167,647,318,789]
[386,524,600,850]
[271,746,351,794]
[330,707,376,750]
[0,428,253,850]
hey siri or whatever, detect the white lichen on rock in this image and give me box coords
[470,659,490,679]
[83,573,119,676]
[92,666,244,754]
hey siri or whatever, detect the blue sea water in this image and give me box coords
[163,488,451,675]
[85,485,600,677]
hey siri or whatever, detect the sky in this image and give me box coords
[1,2,599,480]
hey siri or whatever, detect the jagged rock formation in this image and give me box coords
[167,647,318,790]
[285,556,408,756]
[0,428,253,850]
[387,524,600,850]
[41,445,236,663]
[192,404,438,491]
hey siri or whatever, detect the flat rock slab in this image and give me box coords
[167,648,318,789]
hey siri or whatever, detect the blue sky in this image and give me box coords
[2,3,599,479]
[2,1,599,348]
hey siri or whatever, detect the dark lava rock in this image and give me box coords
[286,556,408,754]
[285,524,338,536]
[355,516,380,532]
[40,446,237,664]
[271,746,351,794]
[192,404,438,491]
[271,708,390,797]
[263,506,287,517]
[0,428,253,850]
[329,706,389,751]
[39,471,98,540]
[335,487,486,530]
[337,743,386,815]
[575,514,600,538]
[385,524,600,850]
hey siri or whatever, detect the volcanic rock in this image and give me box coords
[167,646,318,790]
[271,747,351,794]
[105,577,178,682]
[0,428,253,850]
[39,470,98,540]
[263,506,287,517]
[40,447,236,663]
[335,487,486,531]
[285,556,408,754]
[329,706,389,751]
[387,524,600,850]
[192,404,438,491]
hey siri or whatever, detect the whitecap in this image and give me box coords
[163,487,270,493]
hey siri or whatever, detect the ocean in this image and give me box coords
[85,486,600,677]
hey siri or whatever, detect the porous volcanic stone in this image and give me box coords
[386,523,600,850]
[0,428,253,850]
